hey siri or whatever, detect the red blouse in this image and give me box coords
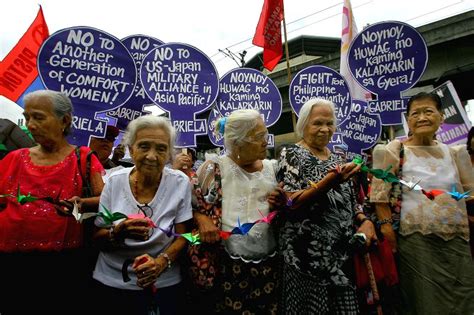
[0,147,103,252]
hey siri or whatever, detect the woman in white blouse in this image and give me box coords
[92,115,193,315]
[194,109,280,314]
[370,92,474,314]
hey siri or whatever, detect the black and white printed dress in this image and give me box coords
[277,144,359,314]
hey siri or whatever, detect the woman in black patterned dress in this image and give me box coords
[277,98,376,314]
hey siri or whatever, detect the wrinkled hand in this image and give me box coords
[338,162,361,182]
[134,254,165,288]
[356,220,378,247]
[112,144,125,161]
[172,152,192,171]
[380,223,397,253]
[115,218,152,241]
[267,182,286,209]
[196,215,220,244]
[54,196,80,215]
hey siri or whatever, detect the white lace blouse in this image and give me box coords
[370,140,473,241]
[219,155,278,262]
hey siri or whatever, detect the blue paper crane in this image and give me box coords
[231,217,255,235]
[446,184,471,201]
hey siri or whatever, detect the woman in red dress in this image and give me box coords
[0,90,104,315]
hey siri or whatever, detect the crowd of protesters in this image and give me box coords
[0,90,473,315]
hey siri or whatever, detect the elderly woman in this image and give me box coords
[370,92,474,314]
[192,109,280,314]
[92,115,193,315]
[0,90,104,314]
[277,98,375,314]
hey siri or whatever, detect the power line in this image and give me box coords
[211,0,372,63]
[405,0,464,22]
[218,48,247,67]
[210,1,346,59]
[212,0,468,66]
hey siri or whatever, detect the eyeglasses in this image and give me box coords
[244,131,269,144]
[136,204,155,236]
[136,203,153,217]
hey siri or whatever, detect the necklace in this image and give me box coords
[133,176,139,201]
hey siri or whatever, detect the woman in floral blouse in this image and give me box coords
[277,98,375,314]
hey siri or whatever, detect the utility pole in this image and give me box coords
[218,48,247,67]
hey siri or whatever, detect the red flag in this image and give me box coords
[252,0,284,71]
[0,6,49,102]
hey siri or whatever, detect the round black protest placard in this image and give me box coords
[140,43,219,147]
[37,27,137,145]
[289,65,352,126]
[217,68,282,127]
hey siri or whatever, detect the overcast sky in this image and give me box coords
[1,0,473,119]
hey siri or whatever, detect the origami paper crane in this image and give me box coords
[352,156,370,173]
[399,178,423,191]
[352,156,364,165]
[255,210,278,224]
[231,217,256,235]
[421,189,445,200]
[95,204,128,226]
[369,165,399,183]
[353,157,401,183]
[66,200,96,223]
[180,232,201,245]
[12,184,40,205]
[158,223,201,245]
[446,184,471,201]
[219,230,232,240]
[128,212,157,228]
[158,223,177,237]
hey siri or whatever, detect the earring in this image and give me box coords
[237,154,240,159]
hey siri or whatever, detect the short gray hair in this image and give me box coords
[123,115,176,161]
[215,109,261,154]
[295,98,337,139]
[23,90,74,135]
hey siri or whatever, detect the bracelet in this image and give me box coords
[308,180,319,189]
[158,253,172,269]
[377,217,393,225]
[108,227,116,243]
[108,226,124,245]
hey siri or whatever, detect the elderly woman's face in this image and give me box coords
[130,127,170,176]
[303,105,336,150]
[23,96,67,145]
[238,118,268,161]
[407,99,443,138]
